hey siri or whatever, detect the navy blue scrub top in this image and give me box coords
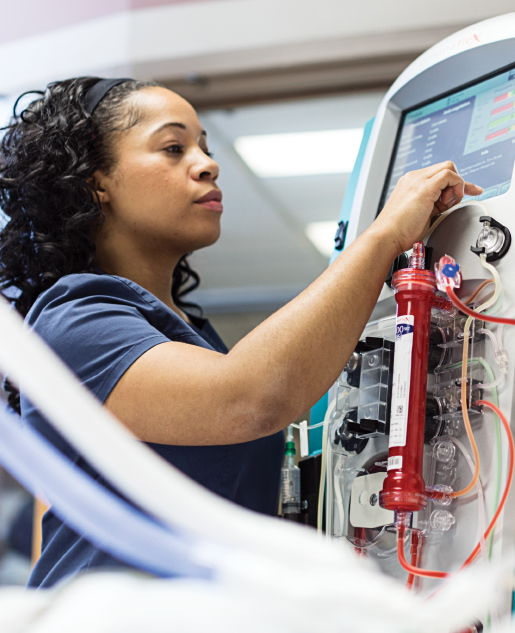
[20,271,284,588]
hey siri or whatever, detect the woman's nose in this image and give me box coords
[192,151,219,181]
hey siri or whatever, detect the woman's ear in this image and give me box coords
[87,171,111,204]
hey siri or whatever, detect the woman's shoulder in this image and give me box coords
[24,272,212,352]
[26,272,160,326]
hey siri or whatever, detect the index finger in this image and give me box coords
[422,160,459,178]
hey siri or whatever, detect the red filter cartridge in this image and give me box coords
[380,243,436,512]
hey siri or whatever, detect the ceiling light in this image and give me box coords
[305,221,339,257]
[234,129,363,178]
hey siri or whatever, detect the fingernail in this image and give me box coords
[447,196,458,207]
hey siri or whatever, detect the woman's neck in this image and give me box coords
[94,247,191,322]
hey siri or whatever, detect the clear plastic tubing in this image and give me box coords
[380,243,435,513]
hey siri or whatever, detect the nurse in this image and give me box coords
[0,78,482,587]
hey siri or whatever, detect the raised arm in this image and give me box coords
[105,162,482,445]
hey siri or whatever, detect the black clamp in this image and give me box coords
[385,252,409,288]
[470,215,511,263]
[334,221,348,251]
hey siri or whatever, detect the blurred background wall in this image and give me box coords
[1,0,514,344]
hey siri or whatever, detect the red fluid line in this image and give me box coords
[406,531,421,590]
[446,287,515,325]
[397,528,448,579]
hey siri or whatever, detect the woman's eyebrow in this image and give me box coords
[150,122,207,137]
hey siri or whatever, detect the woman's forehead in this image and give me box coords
[130,87,201,133]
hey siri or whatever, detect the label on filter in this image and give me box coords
[387,456,403,470]
[389,315,414,448]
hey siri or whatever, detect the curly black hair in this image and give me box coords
[0,77,201,411]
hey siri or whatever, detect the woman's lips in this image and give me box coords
[195,190,223,213]
[196,199,223,212]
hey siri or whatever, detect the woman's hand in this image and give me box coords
[374,161,483,255]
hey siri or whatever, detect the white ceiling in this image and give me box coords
[190,89,386,310]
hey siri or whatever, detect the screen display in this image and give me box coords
[382,65,515,207]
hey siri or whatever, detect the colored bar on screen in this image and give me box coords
[489,113,515,128]
[492,101,515,116]
[486,127,509,141]
[494,90,515,103]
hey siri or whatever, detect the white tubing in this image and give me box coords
[317,396,339,532]
[474,261,508,390]
[424,200,490,245]
[0,405,206,579]
[496,306,515,352]
[491,305,514,387]
[479,255,502,311]
[333,466,345,537]
[477,329,507,390]
[291,419,325,431]
[0,297,342,567]
[478,328,502,362]
[478,367,506,391]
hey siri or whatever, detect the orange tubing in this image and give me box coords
[464,279,493,305]
[396,399,514,581]
[447,287,515,325]
[451,324,481,499]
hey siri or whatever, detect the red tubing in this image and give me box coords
[354,527,366,556]
[447,287,515,325]
[397,527,448,579]
[406,531,421,590]
[380,244,436,512]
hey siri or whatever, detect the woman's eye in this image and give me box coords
[165,144,184,155]
[204,149,214,158]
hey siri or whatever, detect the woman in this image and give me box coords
[0,77,482,588]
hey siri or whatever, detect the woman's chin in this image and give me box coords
[182,228,221,253]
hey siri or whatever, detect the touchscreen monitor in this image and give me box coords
[381,65,515,209]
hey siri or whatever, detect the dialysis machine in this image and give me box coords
[321,12,515,608]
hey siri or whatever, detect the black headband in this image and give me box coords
[83,78,133,115]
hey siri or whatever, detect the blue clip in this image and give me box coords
[441,262,459,278]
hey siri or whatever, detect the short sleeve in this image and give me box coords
[25,273,172,403]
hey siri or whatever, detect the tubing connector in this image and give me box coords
[394,509,413,531]
[409,242,425,269]
[410,530,422,558]
[435,255,462,291]
[432,295,456,315]
[426,484,453,506]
